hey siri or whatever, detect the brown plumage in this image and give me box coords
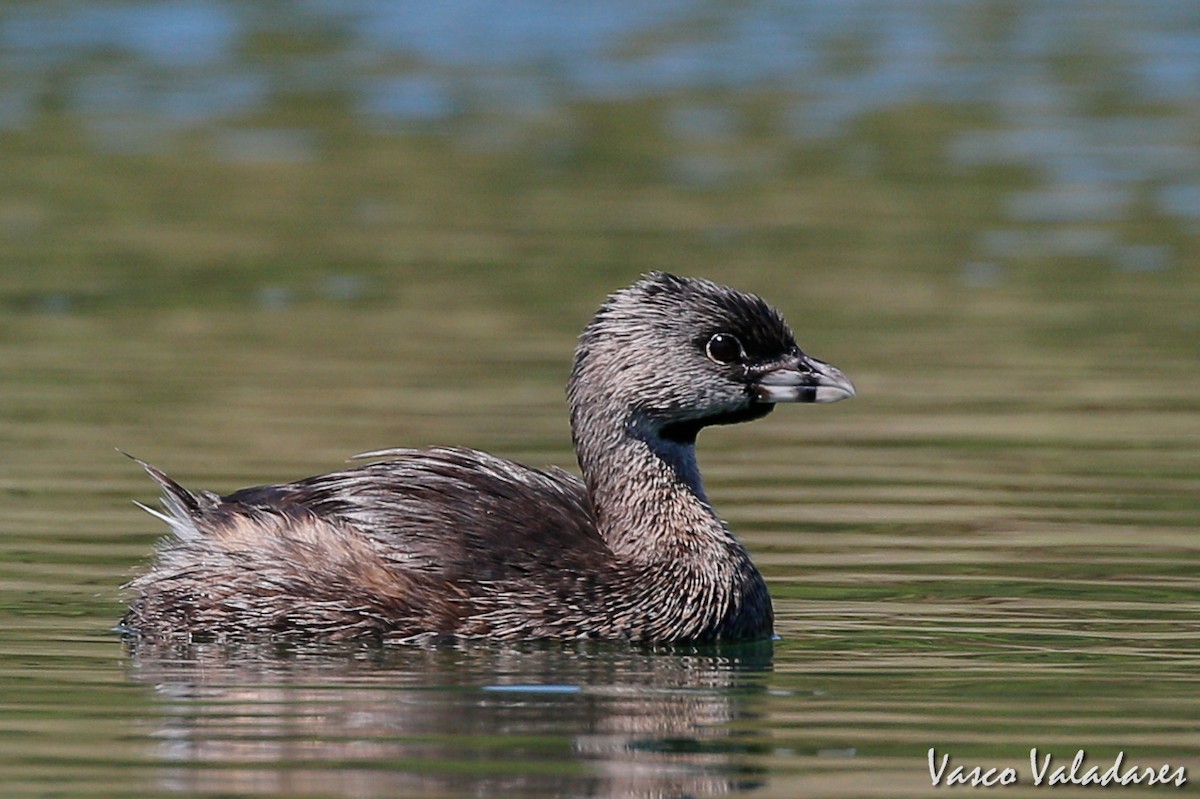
[122,272,854,643]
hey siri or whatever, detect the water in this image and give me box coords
[2,2,1199,797]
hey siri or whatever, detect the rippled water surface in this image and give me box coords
[2,2,1199,797]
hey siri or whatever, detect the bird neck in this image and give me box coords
[571,401,742,564]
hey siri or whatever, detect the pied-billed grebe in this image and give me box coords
[123,272,854,643]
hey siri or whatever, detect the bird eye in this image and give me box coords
[705,332,744,365]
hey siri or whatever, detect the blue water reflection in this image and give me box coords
[2,1,238,67]
[2,0,1197,257]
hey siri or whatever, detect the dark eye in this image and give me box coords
[705,332,744,365]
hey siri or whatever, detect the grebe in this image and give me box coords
[123,272,854,643]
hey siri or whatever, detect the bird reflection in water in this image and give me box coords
[127,638,774,798]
